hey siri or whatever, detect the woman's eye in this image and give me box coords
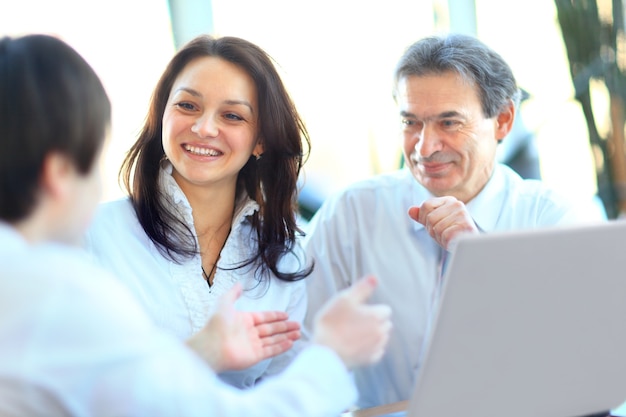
[224,113,244,121]
[176,102,196,111]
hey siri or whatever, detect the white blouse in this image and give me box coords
[84,163,308,388]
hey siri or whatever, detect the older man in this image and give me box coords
[303,33,605,409]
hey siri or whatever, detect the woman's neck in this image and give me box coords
[189,189,235,287]
[173,173,237,234]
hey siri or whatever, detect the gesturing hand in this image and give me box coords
[187,283,301,373]
[313,275,392,369]
[408,196,479,250]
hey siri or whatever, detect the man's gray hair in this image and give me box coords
[393,33,521,118]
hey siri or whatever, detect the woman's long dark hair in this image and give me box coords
[120,35,312,282]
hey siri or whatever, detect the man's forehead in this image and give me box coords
[396,73,480,118]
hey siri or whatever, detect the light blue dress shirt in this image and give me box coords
[303,164,606,409]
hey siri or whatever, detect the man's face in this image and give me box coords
[397,71,508,203]
[56,155,102,246]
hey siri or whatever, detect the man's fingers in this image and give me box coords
[260,339,295,360]
[407,206,420,223]
[215,283,244,323]
[256,320,300,338]
[368,304,393,321]
[251,310,289,325]
[343,275,378,304]
[282,329,301,342]
[219,283,243,308]
[260,329,301,346]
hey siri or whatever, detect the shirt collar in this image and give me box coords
[0,221,29,252]
[465,164,506,233]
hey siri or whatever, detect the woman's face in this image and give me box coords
[162,56,262,194]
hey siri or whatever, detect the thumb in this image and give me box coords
[218,283,243,311]
[344,275,377,304]
[407,206,420,223]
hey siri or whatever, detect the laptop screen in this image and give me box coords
[405,221,626,417]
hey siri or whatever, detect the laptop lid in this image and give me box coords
[406,220,626,417]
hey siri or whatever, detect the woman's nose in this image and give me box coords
[191,114,218,138]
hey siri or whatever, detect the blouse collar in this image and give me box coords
[158,160,260,232]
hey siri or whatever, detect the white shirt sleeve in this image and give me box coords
[0,241,357,417]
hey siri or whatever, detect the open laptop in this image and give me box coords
[400,220,626,417]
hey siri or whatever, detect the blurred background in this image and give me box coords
[1,0,622,219]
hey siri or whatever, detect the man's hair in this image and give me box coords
[0,34,111,222]
[393,33,521,117]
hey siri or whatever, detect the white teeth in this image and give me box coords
[184,145,220,156]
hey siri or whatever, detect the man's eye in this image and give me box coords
[441,120,460,130]
[401,119,414,126]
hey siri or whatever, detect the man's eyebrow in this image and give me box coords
[399,110,463,119]
[438,110,463,118]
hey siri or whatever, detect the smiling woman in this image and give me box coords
[162,56,262,201]
[83,34,314,389]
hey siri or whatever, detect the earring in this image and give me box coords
[254,153,263,161]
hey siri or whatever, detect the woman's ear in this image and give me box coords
[252,140,264,160]
[495,100,516,142]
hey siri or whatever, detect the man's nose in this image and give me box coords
[415,123,443,157]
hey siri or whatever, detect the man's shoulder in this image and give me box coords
[93,196,134,219]
[87,196,140,236]
[491,164,606,224]
[307,169,419,231]
[0,243,122,314]
[497,164,564,198]
[331,169,415,201]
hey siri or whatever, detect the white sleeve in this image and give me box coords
[0,251,357,417]
[210,346,357,417]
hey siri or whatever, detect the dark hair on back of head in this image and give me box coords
[0,34,111,222]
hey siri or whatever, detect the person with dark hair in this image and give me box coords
[84,34,314,387]
[303,33,606,409]
[0,33,392,416]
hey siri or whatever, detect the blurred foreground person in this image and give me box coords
[0,33,391,416]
